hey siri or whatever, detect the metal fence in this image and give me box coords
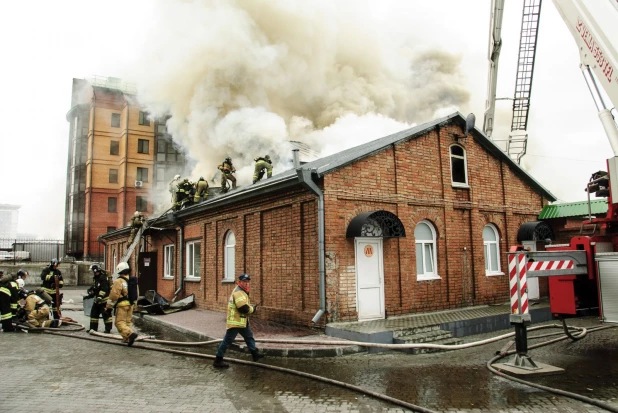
[0,239,65,263]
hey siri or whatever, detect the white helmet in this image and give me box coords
[116,262,130,275]
[174,174,181,180]
[16,278,25,289]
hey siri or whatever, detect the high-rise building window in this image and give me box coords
[109,169,118,183]
[111,113,121,128]
[108,197,117,212]
[137,167,149,182]
[110,140,119,155]
[138,139,149,154]
[139,111,150,126]
[136,196,148,212]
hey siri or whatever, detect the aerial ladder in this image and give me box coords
[483,0,543,164]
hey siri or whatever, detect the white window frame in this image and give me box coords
[449,144,469,188]
[483,224,503,276]
[112,249,117,273]
[186,240,201,279]
[164,244,175,279]
[415,220,440,281]
[224,231,236,282]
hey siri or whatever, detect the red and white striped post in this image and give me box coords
[507,248,532,362]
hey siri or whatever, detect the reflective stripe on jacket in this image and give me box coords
[225,286,254,329]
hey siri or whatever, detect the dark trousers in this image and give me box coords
[50,294,62,320]
[89,301,113,332]
[216,326,257,357]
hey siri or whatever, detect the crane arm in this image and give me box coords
[553,0,618,155]
[483,0,506,138]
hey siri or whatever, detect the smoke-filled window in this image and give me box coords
[136,196,148,212]
[449,144,468,186]
[138,139,149,154]
[111,113,120,128]
[138,111,150,126]
[137,167,149,182]
[109,169,118,183]
[110,141,119,155]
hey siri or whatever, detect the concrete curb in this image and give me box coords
[138,313,364,358]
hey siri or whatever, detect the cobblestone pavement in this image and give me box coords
[1,290,617,412]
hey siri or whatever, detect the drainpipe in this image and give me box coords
[296,165,325,323]
[173,222,185,300]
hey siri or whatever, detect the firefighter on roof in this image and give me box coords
[169,174,182,205]
[253,154,273,184]
[218,157,236,193]
[194,176,209,203]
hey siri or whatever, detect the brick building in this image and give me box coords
[64,77,186,260]
[101,112,556,327]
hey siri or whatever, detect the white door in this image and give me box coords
[522,241,540,300]
[355,238,385,320]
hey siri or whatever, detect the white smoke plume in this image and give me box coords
[131,0,470,200]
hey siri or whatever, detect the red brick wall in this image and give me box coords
[103,120,550,327]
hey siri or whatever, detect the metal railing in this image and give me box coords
[0,239,65,263]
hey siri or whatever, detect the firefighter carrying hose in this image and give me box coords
[40,259,63,320]
[85,264,113,334]
[218,157,236,193]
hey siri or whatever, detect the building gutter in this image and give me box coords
[296,163,326,324]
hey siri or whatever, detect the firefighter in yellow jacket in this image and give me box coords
[18,280,62,328]
[252,154,273,184]
[213,273,264,368]
[106,262,138,346]
[218,157,236,193]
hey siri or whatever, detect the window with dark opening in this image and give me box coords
[450,144,468,186]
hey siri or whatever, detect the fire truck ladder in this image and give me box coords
[507,0,542,164]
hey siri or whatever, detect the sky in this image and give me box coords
[0,0,614,239]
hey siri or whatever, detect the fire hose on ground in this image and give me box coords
[29,319,617,413]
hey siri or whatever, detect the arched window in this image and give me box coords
[450,144,468,186]
[224,231,236,281]
[483,224,502,275]
[414,220,440,280]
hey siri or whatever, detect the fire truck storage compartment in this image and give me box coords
[595,253,618,323]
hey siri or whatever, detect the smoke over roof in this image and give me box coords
[132,0,470,186]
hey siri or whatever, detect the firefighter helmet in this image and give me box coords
[90,264,102,273]
[174,174,181,180]
[50,259,59,267]
[238,273,251,281]
[16,269,28,278]
[134,211,140,217]
[16,278,25,289]
[225,157,231,162]
[116,262,130,275]
[264,155,270,160]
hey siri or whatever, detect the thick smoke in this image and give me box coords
[132,0,470,201]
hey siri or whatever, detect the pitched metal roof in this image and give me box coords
[107,112,556,228]
[538,199,608,219]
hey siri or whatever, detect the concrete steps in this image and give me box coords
[393,325,464,354]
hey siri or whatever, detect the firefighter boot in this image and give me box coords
[251,349,264,362]
[127,332,138,347]
[213,356,230,368]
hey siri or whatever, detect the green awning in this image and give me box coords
[538,199,608,219]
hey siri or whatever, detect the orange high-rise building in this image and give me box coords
[64,77,186,260]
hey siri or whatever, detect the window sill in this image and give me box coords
[184,277,201,282]
[417,274,442,281]
[162,276,174,280]
[222,279,235,284]
[486,272,505,277]
[451,183,470,189]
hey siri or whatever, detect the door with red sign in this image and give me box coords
[355,238,384,320]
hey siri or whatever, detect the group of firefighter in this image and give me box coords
[169,154,273,211]
[0,260,140,346]
[0,260,64,332]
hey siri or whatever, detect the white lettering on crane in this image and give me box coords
[576,17,614,83]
